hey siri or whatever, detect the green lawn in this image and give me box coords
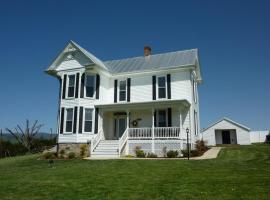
[0,144,269,200]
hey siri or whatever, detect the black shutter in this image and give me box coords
[96,74,100,99]
[62,75,67,99]
[79,107,83,133]
[60,107,65,134]
[114,80,118,103]
[152,76,156,100]
[80,73,85,98]
[167,108,172,127]
[167,74,171,99]
[154,110,157,127]
[75,73,80,98]
[127,78,131,102]
[73,107,78,134]
[95,108,99,134]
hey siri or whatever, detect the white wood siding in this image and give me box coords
[55,55,198,144]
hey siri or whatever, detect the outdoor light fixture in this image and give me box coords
[186,128,190,160]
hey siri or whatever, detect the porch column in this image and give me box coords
[99,109,104,140]
[178,107,183,151]
[126,110,130,129]
[126,110,130,155]
[151,108,155,153]
[179,107,182,137]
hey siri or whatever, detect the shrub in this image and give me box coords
[42,151,56,159]
[147,153,157,158]
[134,146,146,158]
[59,149,65,158]
[125,155,134,158]
[68,152,76,159]
[266,134,270,144]
[167,150,179,158]
[195,140,208,156]
[80,144,88,158]
[182,149,200,157]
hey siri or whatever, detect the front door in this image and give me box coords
[222,130,231,144]
[114,116,127,139]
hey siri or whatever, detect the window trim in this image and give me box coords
[64,108,74,134]
[118,79,127,102]
[84,74,96,99]
[156,75,167,99]
[83,108,94,134]
[156,109,168,127]
[66,74,76,99]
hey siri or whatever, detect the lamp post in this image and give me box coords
[186,128,190,160]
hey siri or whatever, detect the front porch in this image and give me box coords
[91,100,192,157]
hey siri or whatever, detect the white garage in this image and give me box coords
[202,117,251,146]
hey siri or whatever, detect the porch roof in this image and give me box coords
[95,99,190,111]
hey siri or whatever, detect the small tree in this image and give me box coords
[6,119,43,153]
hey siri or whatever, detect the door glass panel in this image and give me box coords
[158,110,167,127]
[118,118,126,138]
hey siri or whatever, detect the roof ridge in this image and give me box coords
[104,48,198,63]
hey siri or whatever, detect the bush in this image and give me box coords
[134,146,146,158]
[59,149,65,158]
[80,144,88,158]
[195,140,208,156]
[167,150,179,158]
[182,149,200,157]
[68,152,76,159]
[125,155,134,158]
[147,153,157,158]
[266,134,270,144]
[42,152,56,159]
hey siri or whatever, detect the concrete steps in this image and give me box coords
[91,140,119,158]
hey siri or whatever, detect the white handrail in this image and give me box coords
[118,128,129,156]
[128,127,180,139]
[91,129,103,153]
[154,127,180,139]
[129,127,152,139]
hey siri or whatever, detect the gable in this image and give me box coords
[202,118,250,132]
[46,41,108,75]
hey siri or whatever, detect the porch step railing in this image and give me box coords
[128,127,180,139]
[91,129,104,153]
[118,128,129,156]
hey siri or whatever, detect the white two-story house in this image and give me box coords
[46,41,202,158]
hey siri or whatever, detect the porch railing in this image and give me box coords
[91,129,103,153]
[128,127,180,139]
[118,128,129,156]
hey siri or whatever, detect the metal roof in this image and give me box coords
[104,49,198,74]
[46,41,202,82]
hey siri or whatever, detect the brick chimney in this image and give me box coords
[144,46,152,57]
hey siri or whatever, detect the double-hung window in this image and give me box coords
[84,108,93,133]
[157,109,167,127]
[157,76,166,99]
[65,108,74,133]
[119,80,127,101]
[67,75,75,98]
[85,74,95,98]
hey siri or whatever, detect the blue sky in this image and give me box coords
[0,0,269,132]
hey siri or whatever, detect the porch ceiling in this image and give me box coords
[95,99,190,111]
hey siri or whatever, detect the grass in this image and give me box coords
[0,144,269,200]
